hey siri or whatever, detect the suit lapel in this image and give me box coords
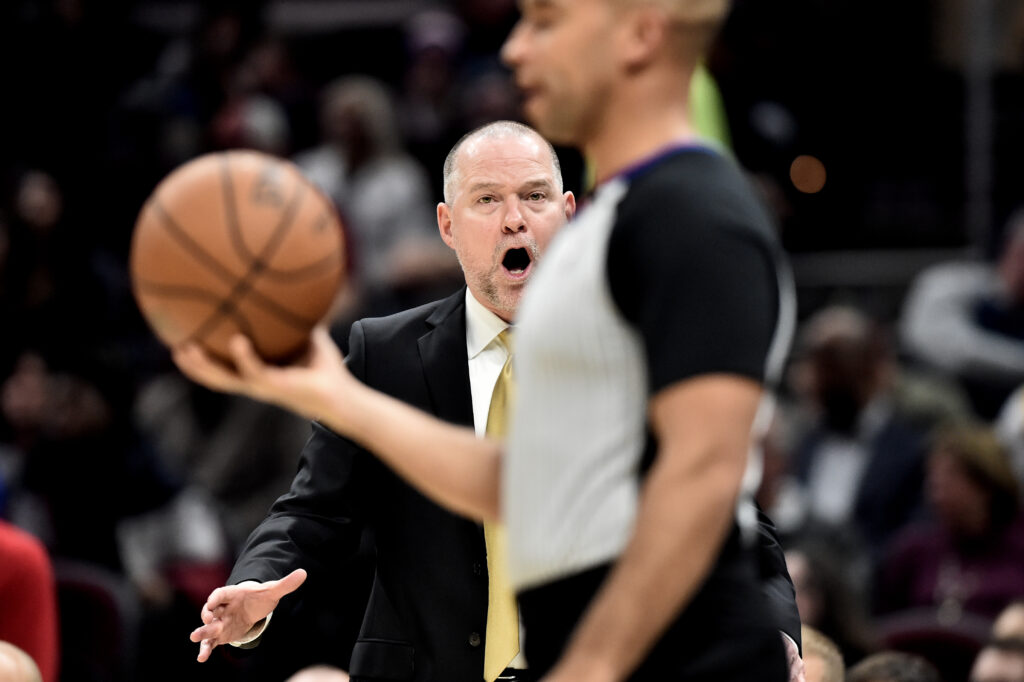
[418,288,474,428]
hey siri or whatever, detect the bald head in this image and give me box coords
[0,642,42,682]
[442,121,563,204]
[971,643,1024,682]
[802,626,845,682]
[995,601,1024,640]
[285,665,350,682]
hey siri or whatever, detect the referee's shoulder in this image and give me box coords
[625,151,777,241]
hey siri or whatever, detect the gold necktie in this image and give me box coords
[483,329,519,682]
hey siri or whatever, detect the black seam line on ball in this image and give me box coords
[151,200,318,348]
[217,155,319,318]
[222,158,340,282]
[152,198,318,330]
[221,156,259,264]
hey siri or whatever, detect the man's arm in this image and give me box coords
[754,505,801,651]
[173,327,502,521]
[190,569,308,661]
[754,505,805,681]
[540,374,760,682]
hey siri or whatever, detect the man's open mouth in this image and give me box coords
[502,247,532,278]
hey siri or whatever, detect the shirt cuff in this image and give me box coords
[781,631,800,655]
[229,611,272,648]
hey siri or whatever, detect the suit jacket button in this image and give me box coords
[469,632,482,647]
[473,562,482,576]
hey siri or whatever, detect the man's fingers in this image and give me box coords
[191,620,223,644]
[173,344,243,392]
[197,638,216,663]
[267,568,308,598]
[228,335,269,380]
[310,325,336,353]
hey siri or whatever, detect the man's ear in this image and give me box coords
[437,202,456,249]
[563,191,577,221]
[619,5,669,70]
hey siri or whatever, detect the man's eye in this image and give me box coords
[528,11,556,29]
[478,196,494,204]
[528,192,545,201]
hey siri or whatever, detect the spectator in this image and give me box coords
[285,665,350,682]
[901,209,1024,418]
[1,350,177,571]
[787,543,878,666]
[398,8,467,193]
[293,76,460,318]
[993,387,1024,493]
[803,624,845,682]
[0,521,58,682]
[0,641,43,682]
[875,424,1024,623]
[846,651,941,682]
[969,639,1024,682]
[784,305,928,560]
[994,600,1024,640]
[133,375,309,553]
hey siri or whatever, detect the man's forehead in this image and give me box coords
[465,176,555,195]
[460,131,543,159]
[457,135,551,176]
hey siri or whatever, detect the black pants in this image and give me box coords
[517,557,788,681]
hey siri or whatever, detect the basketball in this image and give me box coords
[130,150,346,363]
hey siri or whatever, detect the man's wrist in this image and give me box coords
[229,612,272,648]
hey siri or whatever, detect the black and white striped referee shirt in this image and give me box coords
[503,145,795,591]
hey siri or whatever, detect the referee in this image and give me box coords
[176,1,796,680]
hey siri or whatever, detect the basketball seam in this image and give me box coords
[134,281,225,302]
[220,158,340,282]
[253,247,341,280]
[149,200,240,288]
[221,156,258,264]
[149,196,323,337]
[184,155,323,351]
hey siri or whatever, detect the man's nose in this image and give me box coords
[501,20,525,68]
[502,197,526,233]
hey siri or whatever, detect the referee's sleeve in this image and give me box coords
[607,193,780,395]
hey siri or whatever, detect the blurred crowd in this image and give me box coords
[1,1,1024,681]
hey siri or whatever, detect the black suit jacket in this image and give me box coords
[230,288,801,681]
[231,289,488,681]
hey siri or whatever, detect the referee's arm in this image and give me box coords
[541,374,761,682]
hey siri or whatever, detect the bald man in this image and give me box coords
[0,641,43,682]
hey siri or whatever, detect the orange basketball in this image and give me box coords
[130,150,346,363]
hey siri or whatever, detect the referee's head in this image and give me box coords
[500,0,731,150]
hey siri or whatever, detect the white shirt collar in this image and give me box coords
[465,288,510,359]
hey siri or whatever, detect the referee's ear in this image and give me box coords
[563,191,577,221]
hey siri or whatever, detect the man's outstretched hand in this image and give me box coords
[190,568,308,662]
